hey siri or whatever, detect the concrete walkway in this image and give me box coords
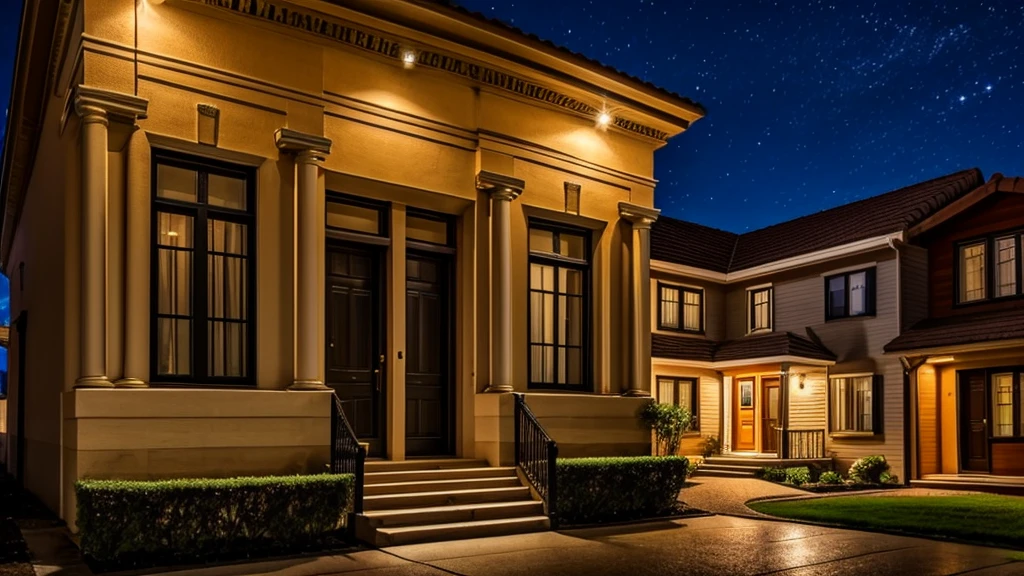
[681,476,807,517]
[145,515,1022,576]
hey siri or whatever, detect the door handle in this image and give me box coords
[374,354,385,392]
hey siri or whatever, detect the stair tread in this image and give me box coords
[377,516,550,535]
[365,467,516,479]
[366,477,518,490]
[362,500,541,519]
[365,459,489,472]
[365,486,530,500]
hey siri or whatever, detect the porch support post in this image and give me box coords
[779,362,791,458]
[276,129,332,391]
[619,202,659,397]
[476,171,525,393]
[73,86,147,389]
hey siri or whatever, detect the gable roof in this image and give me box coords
[652,332,836,364]
[907,173,1024,237]
[651,168,984,274]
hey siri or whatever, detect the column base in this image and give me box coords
[289,379,329,391]
[75,375,114,388]
[621,389,651,398]
[114,377,148,388]
[484,384,514,393]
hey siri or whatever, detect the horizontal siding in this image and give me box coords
[724,287,746,340]
[789,372,826,431]
[917,368,940,476]
[900,244,929,331]
[699,375,722,438]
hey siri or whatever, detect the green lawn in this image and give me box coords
[748,495,1024,549]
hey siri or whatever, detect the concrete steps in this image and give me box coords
[355,459,549,547]
[694,456,833,478]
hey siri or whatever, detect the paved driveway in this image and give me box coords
[155,515,1022,576]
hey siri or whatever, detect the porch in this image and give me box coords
[696,453,833,478]
[911,474,1024,496]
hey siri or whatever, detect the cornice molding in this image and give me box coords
[179,0,671,141]
[618,202,660,227]
[476,170,525,200]
[274,128,333,155]
[48,0,76,96]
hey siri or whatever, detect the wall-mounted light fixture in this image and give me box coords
[926,356,956,364]
[798,373,806,390]
[402,49,417,67]
[597,112,612,126]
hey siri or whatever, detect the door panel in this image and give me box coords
[762,378,780,453]
[327,246,385,457]
[405,253,452,456]
[960,370,990,472]
[734,377,756,451]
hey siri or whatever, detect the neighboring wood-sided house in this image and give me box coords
[649,169,985,478]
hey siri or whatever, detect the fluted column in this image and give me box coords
[476,171,525,393]
[619,202,660,397]
[276,129,332,391]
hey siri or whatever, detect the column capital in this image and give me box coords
[618,202,660,229]
[476,170,524,201]
[73,85,149,123]
[275,128,332,159]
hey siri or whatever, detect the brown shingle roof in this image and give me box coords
[652,331,835,363]
[652,169,984,273]
[884,309,1024,353]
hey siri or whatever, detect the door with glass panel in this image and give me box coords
[528,223,590,390]
[326,244,386,458]
[761,377,780,453]
[152,154,254,385]
[733,377,756,451]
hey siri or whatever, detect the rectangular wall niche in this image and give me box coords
[198,104,220,146]
[564,182,581,215]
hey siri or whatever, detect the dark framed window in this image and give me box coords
[829,375,882,433]
[406,208,455,247]
[748,286,773,333]
[656,376,699,430]
[528,221,590,390]
[954,231,1024,305]
[151,152,256,385]
[825,268,876,321]
[658,282,703,333]
[326,192,388,237]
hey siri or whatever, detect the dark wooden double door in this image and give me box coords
[326,244,452,458]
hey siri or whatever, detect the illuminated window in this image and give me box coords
[992,373,1015,438]
[959,242,987,302]
[658,284,702,333]
[528,222,589,390]
[996,236,1018,297]
[748,287,772,332]
[153,153,254,384]
[656,376,699,430]
[830,375,878,433]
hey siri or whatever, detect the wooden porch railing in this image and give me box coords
[513,393,559,529]
[776,428,826,459]
[330,391,366,514]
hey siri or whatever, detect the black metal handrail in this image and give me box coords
[513,393,558,528]
[330,391,366,514]
[782,428,826,459]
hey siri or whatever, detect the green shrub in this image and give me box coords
[699,435,722,458]
[757,466,787,482]
[818,471,843,485]
[556,456,688,525]
[784,467,811,486]
[687,459,700,477]
[640,401,692,455]
[848,455,890,484]
[880,471,900,485]
[76,474,353,565]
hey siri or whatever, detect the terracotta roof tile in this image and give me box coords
[652,331,835,363]
[652,169,985,273]
[884,308,1024,353]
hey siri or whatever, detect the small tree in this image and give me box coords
[640,400,692,456]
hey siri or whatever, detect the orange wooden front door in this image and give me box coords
[734,377,756,451]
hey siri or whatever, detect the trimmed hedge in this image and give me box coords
[76,474,353,566]
[556,456,689,525]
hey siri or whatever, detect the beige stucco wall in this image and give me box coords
[7,0,691,525]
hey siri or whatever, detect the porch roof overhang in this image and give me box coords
[652,331,837,368]
[884,308,1024,357]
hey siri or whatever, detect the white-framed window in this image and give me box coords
[658,282,703,333]
[829,374,879,433]
[959,242,987,303]
[748,286,772,333]
[656,376,699,430]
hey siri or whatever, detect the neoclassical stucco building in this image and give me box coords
[0,0,703,525]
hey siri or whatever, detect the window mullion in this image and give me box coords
[195,195,209,381]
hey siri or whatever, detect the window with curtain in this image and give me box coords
[658,284,680,330]
[528,222,589,390]
[658,284,702,333]
[829,375,877,433]
[996,236,1018,297]
[748,287,772,332]
[986,370,1024,438]
[153,154,254,384]
[825,268,876,320]
[656,376,699,430]
[959,242,987,303]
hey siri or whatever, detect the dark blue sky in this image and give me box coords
[459,0,1024,232]
[0,0,17,334]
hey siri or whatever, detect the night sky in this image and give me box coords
[458,0,1024,232]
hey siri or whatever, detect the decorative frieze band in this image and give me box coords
[183,0,670,140]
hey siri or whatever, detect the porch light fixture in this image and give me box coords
[926,356,956,364]
[402,49,417,67]
[597,112,612,126]
[798,373,806,390]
